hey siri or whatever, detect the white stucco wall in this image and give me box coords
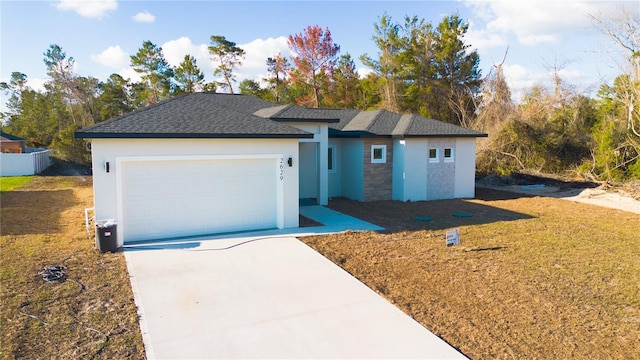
[396,137,478,201]
[90,138,300,246]
[454,138,477,198]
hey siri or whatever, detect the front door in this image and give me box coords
[299,142,318,201]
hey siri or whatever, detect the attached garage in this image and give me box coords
[75,93,311,247]
[118,155,284,243]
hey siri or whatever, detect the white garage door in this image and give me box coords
[119,157,279,243]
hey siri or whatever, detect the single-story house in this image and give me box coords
[1,131,26,153]
[75,93,486,245]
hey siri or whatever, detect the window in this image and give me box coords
[444,147,454,162]
[328,146,336,172]
[429,148,439,163]
[371,145,386,164]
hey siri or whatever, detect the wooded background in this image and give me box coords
[2,10,638,182]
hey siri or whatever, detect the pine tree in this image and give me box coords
[208,35,245,94]
[174,55,205,94]
[130,40,174,104]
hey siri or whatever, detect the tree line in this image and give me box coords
[1,11,638,181]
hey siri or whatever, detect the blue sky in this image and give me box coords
[1,0,636,105]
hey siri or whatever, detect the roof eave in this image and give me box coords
[329,132,488,138]
[74,132,314,139]
[271,117,341,123]
[400,133,488,138]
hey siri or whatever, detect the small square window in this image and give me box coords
[373,148,383,159]
[371,145,386,164]
[429,148,439,163]
[444,148,454,162]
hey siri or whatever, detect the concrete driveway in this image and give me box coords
[124,208,466,359]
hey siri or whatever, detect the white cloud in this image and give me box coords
[161,37,210,71]
[464,0,619,46]
[502,64,548,100]
[114,40,185,84]
[160,36,291,89]
[465,20,508,51]
[132,10,155,23]
[102,36,291,91]
[356,67,373,78]
[117,67,142,83]
[556,68,583,82]
[237,37,291,80]
[91,45,129,68]
[56,0,117,19]
[27,78,48,93]
[502,63,591,100]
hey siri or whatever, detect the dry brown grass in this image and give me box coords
[302,188,640,359]
[1,176,144,359]
[3,177,638,359]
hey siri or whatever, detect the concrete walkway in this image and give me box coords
[124,207,466,359]
[298,204,384,233]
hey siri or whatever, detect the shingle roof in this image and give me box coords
[75,92,487,140]
[332,110,487,138]
[340,110,400,135]
[395,114,487,137]
[195,92,276,113]
[258,106,345,123]
[75,93,312,139]
[0,131,25,141]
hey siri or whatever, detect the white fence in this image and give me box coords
[0,148,52,176]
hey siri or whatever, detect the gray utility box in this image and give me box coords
[96,220,118,253]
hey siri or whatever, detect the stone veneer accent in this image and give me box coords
[363,138,393,201]
[426,140,455,199]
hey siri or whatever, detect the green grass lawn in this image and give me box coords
[0,176,33,192]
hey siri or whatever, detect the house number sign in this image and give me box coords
[279,157,284,181]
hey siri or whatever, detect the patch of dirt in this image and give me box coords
[302,191,640,359]
[477,173,640,215]
[327,188,535,233]
[477,172,600,190]
[0,176,144,359]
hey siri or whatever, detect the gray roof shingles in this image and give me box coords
[75,92,487,139]
[257,106,348,123]
[75,93,312,139]
[333,110,486,138]
[400,114,487,137]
